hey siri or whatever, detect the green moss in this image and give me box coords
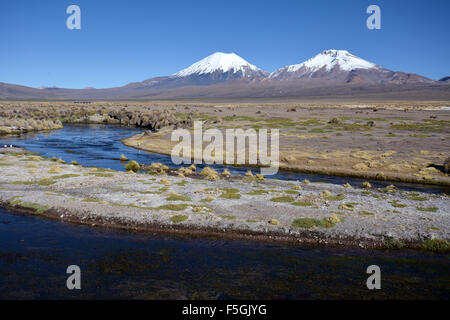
[170,215,188,223]
[325,195,345,201]
[20,202,49,214]
[245,189,269,195]
[166,194,191,201]
[284,190,299,195]
[175,180,187,186]
[8,195,23,202]
[82,198,102,203]
[220,192,241,199]
[423,239,450,253]
[390,120,449,132]
[222,215,236,220]
[269,219,279,225]
[427,227,440,231]
[156,203,190,211]
[359,210,375,216]
[291,201,315,207]
[291,217,337,229]
[407,193,428,201]
[246,219,257,223]
[270,196,294,203]
[392,202,407,208]
[384,238,405,250]
[309,128,326,133]
[11,180,56,186]
[416,207,438,212]
[51,174,80,180]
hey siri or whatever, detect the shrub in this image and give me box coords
[148,162,169,175]
[170,215,188,223]
[362,181,372,189]
[321,190,331,197]
[269,219,279,225]
[200,167,219,180]
[125,160,140,172]
[120,154,128,161]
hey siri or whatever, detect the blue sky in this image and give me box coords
[1,0,449,88]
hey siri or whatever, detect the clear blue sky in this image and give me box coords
[1,0,449,88]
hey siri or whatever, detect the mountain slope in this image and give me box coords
[270,50,432,84]
[124,52,268,91]
[0,50,444,100]
[174,52,267,78]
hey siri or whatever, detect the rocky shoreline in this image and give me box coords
[0,147,449,252]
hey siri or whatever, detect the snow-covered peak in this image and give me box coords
[174,52,263,77]
[280,49,378,74]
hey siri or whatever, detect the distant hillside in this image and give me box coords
[1,50,449,101]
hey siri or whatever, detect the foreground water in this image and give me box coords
[0,207,448,299]
[1,124,449,299]
[0,124,447,194]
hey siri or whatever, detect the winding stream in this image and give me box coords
[1,124,447,194]
[0,124,449,299]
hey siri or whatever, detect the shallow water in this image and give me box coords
[0,124,447,194]
[0,207,448,299]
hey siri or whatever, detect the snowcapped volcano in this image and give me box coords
[173,52,267,79]
[269,49,431,84]
[270,49,379,79]
[294,49,377,72]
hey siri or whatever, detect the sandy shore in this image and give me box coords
[0,147,449,250]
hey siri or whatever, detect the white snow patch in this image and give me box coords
[271,50,378,77]
[174,52,262,77]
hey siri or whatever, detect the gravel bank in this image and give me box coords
[0,147,449,250]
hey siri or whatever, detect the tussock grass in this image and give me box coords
[125,160,140,172]
[170,215,188,223]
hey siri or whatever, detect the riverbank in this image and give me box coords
[1,147,449,251]
[122,103,450,187]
